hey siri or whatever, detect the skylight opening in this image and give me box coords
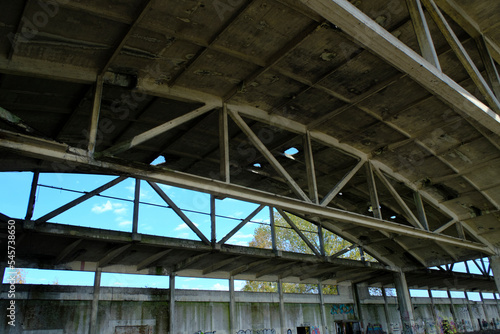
[253,163,261,168]
[284,147,299,157]
[150,155,166,165]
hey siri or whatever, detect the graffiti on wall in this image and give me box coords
[456,319,473,333]
[390,323,400,334]
[311,326,320,334]
[195,331,216,334]
[237,329,276,334]
[331,304,355,315]
[366,323,384,334]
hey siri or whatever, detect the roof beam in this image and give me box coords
[100,104,215,157]
[420,0,500,113]
[321,160,364,207]
[137,249,173,271]
[54,239,83,264]
[202,256,242,275]
[298,0,500,132]
[98,244,131,267]
[406,0,441,69]
[228,109,311,202]
[0,130,493,255]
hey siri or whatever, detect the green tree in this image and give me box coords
[242,211,376,293]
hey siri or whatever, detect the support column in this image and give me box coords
[394,271,415,334]
[89,268,102,334]
[428,289,440,334]
[278,278,286,334]
[170,273,176,334]
[318,282,328,334]
[480,292,491,326]
[230,276,237,334]
[446,290,458,329]
[352,283,365,333]
[382,288,392,334]
[465,292,479,331]
[494,294,500,329]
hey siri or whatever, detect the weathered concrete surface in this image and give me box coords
[1,285,499,334]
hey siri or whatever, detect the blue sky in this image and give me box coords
[0,171,496,296]
[0,171,269,291]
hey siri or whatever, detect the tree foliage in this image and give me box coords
[242,211,376,294]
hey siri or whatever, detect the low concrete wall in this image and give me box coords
[1,285,500,334]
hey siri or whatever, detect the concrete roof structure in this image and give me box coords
[0,0,499,292]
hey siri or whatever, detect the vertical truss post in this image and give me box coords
[359,246,366,263]
[413,192,429,230]
[304,131,319,204]
[169,273,176,334]
[132,178,140,236]
[211,195,216,248]
[318,282,328,334]
[89,268,102,334]
[421,0,500,114]
[220,104,230,183]
[405,0,441,69]
[24,170,39,221]
[88,75,104,155]
[270,206,277,254]
[278,278,286,334]
[318,224,326,257]
[366,162,382,219]
[476,35,500,99]
[230,276,237,333]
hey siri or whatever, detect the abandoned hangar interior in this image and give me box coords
[0,0,500,333]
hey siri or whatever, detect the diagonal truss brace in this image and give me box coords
[101,104,215,157]
[218,204,265,245]
[321,160,364,207]
[276,208,321,257]
[373,167,425,230]
[148,181,211,245]
[228,109,311,202]
[421,0,500,113]
[34,176,127,224]
[0,130,493,255]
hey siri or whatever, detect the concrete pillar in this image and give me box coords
[428,289,440,334]
[465,292,479,331]
[89,268,102,334]
[494,294,500,329]
[480,292,491,327]
[352,283,365,333]
[278,278,286,334]
[170,273,176,334]
[394,271,415,334]
[318,282,329,334]
[230,276,237,334]
[382,287,392,334]
[446,289,458,329]
[490,256,500,294]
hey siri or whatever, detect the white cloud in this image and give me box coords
[91,200,113,213]
[212,283,228,291]
[119,220,132,227]
[233,232,254,239]
[92,201,128,215]
[174,223,198,231]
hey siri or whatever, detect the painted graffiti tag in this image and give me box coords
[237,329,276,334]
[195,331,216,334]
[331,304,355,315]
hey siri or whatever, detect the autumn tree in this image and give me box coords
[242,210,376,293]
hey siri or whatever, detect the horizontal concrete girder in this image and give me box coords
[0,129,494,255]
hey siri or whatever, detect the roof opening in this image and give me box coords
[151,156,166,166]
[284,147,299,155]
[253,163,262,168]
